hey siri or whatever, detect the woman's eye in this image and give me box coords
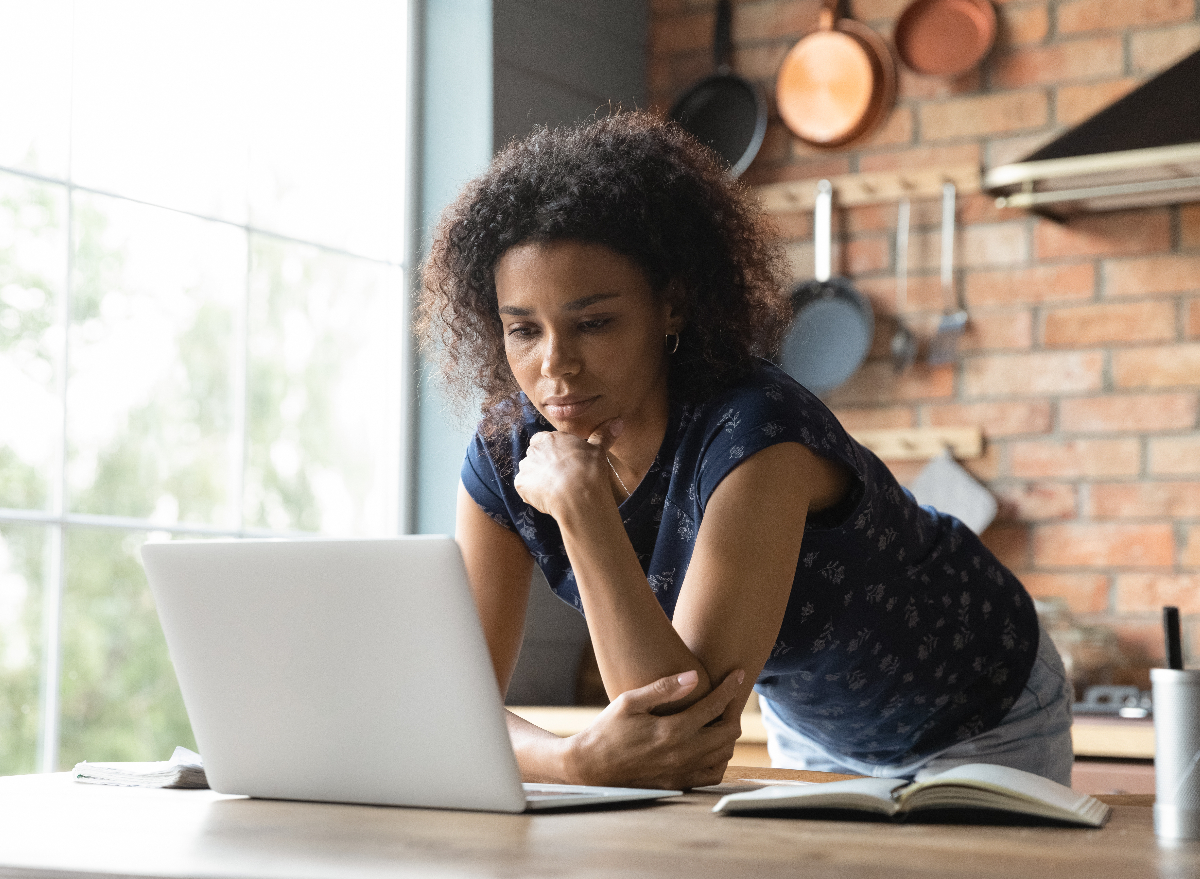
[580,317,611,332]
[506,325,537,338]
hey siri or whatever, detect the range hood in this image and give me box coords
[984,46,1200,218]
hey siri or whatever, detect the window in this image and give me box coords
[0,1,408,773]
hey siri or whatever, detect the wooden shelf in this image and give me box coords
[755,164,982,212]
[850,426,984,461]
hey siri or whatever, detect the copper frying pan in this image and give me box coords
[775,0,896,149]
[894,0,997,76]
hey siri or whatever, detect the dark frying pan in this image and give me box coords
[669,0,767,176]
[778,180,874,394]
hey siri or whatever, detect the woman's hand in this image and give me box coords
[564,668,746,790]
[514,420,623,517]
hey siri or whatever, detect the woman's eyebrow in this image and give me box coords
[498,292,620,317]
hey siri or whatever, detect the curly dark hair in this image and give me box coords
[418,110,791,441]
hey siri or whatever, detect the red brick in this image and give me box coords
[1043,301,1176,347]
[988,130,1060,168]
[853,0,910,20]
[835,406,917,431]
[1021,572,1111,614]
[843,235,889,276]
[957,308,1034,352]
[826,360,956,406]
[745,119,794,171]
[1188,298,1200,340]
[1185,525,1200,567]
[856,105,915,150]
[1113,343,1200,389]
[765,208,812,243]
[1117,574,1200,614]
[967,445,1005,484]
[994,482,1079,520]
[1105,254,1200,297]
[1111,620,1174,672]
[925,400,1053,436]
[959,222,1030,270]
[648,10,711,57]
[1035,210,1173,260]
[896,67,984,102]
[1033,522,1175,568]
[732,0,815,41]
[963,351,1103,397]
[857,143,982,175]
[980,522,1032,571]
[1003,3,1051,45]
[843,202,902,235]
[1149,435,1200,475]
[1058,0,1195,34]
[1060,393,1199,433]
[958,192,1028,226]
[919,91,1049,141]
[1009,438,1141,479]
[1056,79,1139,126]
[1131,23,1200,71]
[856,275,945,314]
[730,42,792,81]
[965,263,1095,307]
[1088,481,1200,518]
[741,154,852,187]
[991,38,1123,89]
[1184,204,1200,249]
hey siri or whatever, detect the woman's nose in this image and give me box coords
[541,333,581,378]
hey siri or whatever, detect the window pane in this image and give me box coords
[0,522,46,775]
[244,2,407,261]
[58,527,194,767]
[0,0,72,179]
[67,193,245,527]
[70,1,408,261]
[70,1,250,225]
[244,237,401,535]
[0,171,66,511]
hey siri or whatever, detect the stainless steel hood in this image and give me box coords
[984,46,1200,218]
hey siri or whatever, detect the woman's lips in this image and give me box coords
[542,395,598,420]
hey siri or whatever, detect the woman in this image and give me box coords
[420,112,1073,790]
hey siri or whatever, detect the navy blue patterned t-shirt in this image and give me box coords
[461,359,1039,765]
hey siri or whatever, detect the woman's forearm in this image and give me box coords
[553,487,712,704]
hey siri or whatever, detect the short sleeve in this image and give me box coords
[693,374,863,510]
[460,432,517,533]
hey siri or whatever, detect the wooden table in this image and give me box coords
[0,768,1193,879]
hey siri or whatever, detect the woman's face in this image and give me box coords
[494,240,678,443]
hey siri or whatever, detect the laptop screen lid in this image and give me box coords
[142,536,530,812]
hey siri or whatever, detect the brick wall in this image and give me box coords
[648,0,1200,682]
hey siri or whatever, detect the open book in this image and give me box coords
[73,746,208,789]
[714,763,1110,827]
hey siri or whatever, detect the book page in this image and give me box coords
[901,764,1109,826]
[714,777,907,815]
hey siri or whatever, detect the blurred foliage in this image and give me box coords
[0,523,45,775]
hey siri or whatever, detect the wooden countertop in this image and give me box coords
[0,769,1180,879]
[510,706,1157,760]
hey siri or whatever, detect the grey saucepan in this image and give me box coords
[778,180,875,395]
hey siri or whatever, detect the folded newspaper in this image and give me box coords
[73,746,208,789]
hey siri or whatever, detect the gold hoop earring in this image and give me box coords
[666,333,680,355]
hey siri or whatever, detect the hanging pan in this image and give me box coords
[778,180,875,395]
[669,0,767,176]
[775,0,897,149]
[894,0,997,77]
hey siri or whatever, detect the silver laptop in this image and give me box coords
[141,536,681,812]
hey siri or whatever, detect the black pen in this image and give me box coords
[1164,605,1184,670]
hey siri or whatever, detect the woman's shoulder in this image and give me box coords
[687,361,845,441]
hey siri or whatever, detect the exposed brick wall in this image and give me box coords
[648,0,1200,681]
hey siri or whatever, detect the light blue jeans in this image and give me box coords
[760,622,1075,786]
